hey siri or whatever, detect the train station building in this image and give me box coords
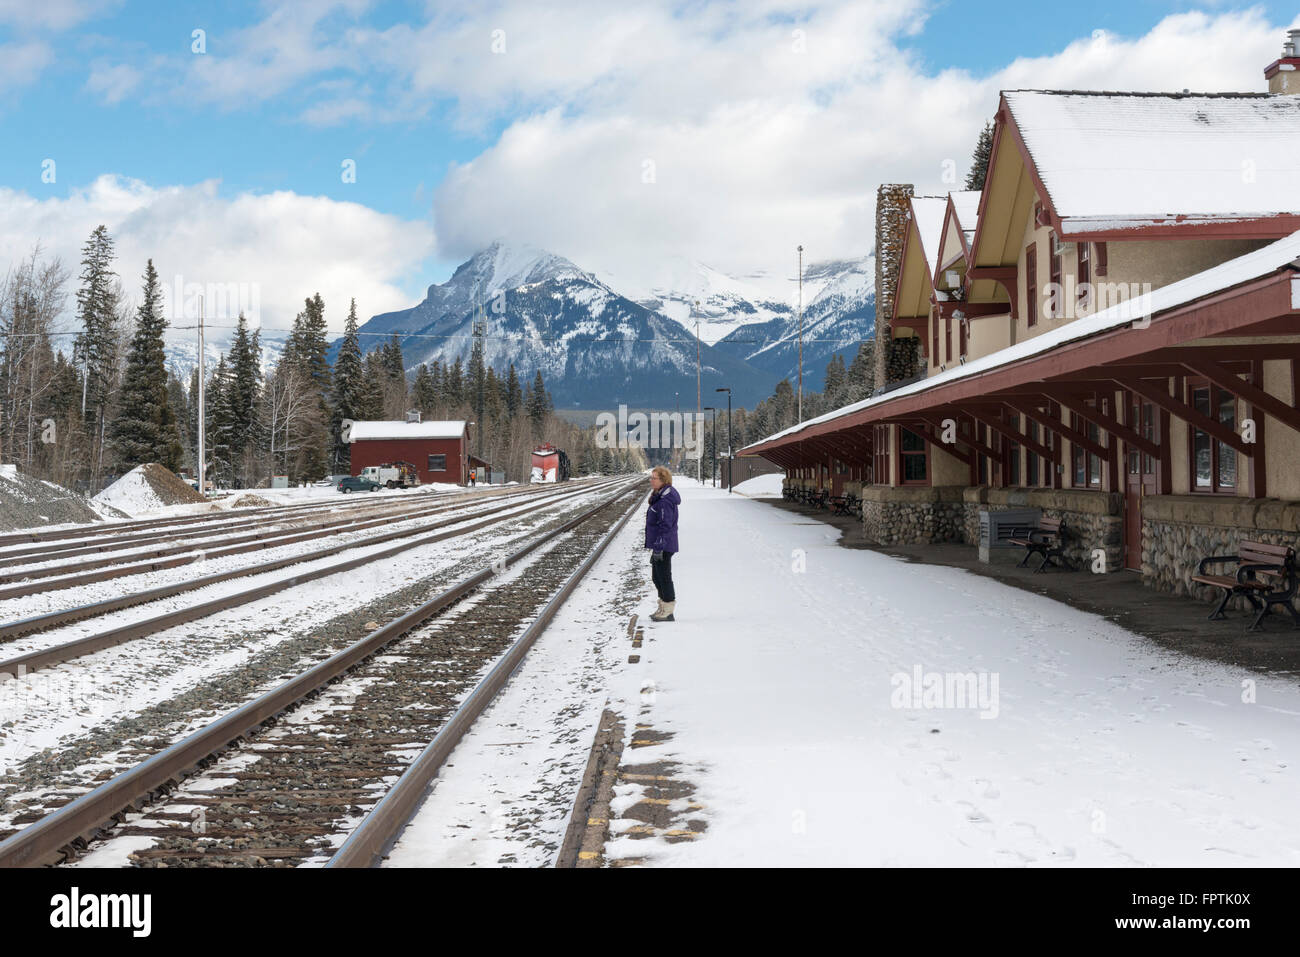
[742,41,1300,601]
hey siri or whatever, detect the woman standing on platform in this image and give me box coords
[645,466,680,622]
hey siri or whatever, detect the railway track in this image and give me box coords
[0,483,522,569]
[0,478,623,674]
[0,478,643,867]
[0,481,560,596]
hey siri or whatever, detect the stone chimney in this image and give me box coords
[873,183,915,392]
[1265,30,1300,93]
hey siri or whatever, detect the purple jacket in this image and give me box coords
[645,485,680,553]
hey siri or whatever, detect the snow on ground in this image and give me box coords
[385,479,1300,867]
[385,504,645,867]
[0,485,613,790]
[732,472,783,498]
[92,464,205,515]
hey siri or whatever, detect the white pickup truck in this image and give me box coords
[359,462,420,489]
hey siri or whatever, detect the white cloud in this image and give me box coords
[85,61,141,104]
[0,175,434,342]
[0,0,117,31]
[430,6,1300,287]
[0,41,52,94]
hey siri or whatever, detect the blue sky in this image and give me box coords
[0,1,1295,334]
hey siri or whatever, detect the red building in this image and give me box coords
[347,419,470,485]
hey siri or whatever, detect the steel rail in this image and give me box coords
[0,482,554,595]
[0,482,538,566]
[327,487,642,867]
[0,478,641,867]
[0,479,625,673]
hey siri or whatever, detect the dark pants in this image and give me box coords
[651,552,675,602]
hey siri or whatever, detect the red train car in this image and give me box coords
[530,444,570,483]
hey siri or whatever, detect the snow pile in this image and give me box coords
[0,467,112,530]
[94,464,205,515]
[733,472,783,497]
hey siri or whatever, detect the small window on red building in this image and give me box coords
[427,454,447,472]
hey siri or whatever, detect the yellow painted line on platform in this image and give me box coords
[578,851,600,860]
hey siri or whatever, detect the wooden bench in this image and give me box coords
[1191,540,1299,631]
[829,494,853,516]
[848,494,863,519]
[1007,517,1070,572]
[781,486,797,502]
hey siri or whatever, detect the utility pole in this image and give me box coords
[197,295,206,497]
[797,244,804,423]
[695,310,702,483]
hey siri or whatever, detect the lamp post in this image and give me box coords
[715,386,732,493]
[703,406,717,487]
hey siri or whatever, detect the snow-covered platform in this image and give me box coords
[386,477,1300,867]
[601,479,1300,866]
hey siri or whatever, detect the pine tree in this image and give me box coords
[226,312,261,471]
[965,121,994,191]
[331,299,366,468]
[526,370,549,428]
[505,363,522,417]
[412,363,436,412]
[73,225,121,478]
[823,353,847,400]
[446,357,465,407]
[467,337,487,420]
[110,260,183,470]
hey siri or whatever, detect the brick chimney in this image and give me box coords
[1265,29,1300,93]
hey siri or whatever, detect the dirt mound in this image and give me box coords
[0,465,112,530]
[93,463,206,515]
[230,493,273,509]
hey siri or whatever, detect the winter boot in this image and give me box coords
[651,601,675,622]
[649,599,665,619]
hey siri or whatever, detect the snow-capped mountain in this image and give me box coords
[712,256,875,387]
[340,242,875,408]
[165,330,287,384]
[348,242,774,408]
[609,254,876,390]
[601,257,796,346]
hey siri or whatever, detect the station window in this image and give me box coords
[1070,407,1103,488]
[1048,234,1063,317]
[1189,384,1236,494]
[899,428,928,485]
[873,425,891,486]
[1077,242,1092,312]
[1007,413,1021,486]
[427,454,447,472]
[1025,242,1038,327]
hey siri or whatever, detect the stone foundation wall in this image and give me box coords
[1141,496,1300,607]
[859,486,965,544]
[855,484,1122,566]
[960,487,1123,571]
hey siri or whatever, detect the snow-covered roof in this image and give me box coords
[950,190,981,247]
[744,229,1300,451]
[910,196,949,277]
[1004,91,1300,230]
[348,420,467,442]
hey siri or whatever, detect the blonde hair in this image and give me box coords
[651,465,673,485]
